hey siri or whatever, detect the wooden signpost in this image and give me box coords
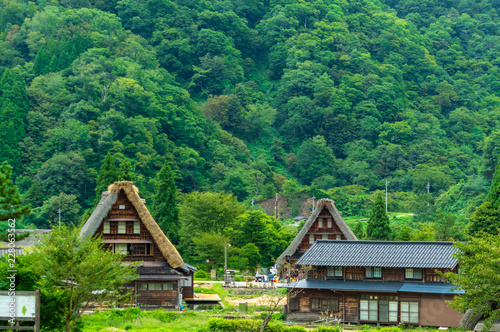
[0,290,40,331]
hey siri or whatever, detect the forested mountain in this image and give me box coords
[1,0,499,233]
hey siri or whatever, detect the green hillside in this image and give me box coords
[1,0,499,235]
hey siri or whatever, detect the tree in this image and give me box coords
[468,155,500,236]
[151,160,179,244]
[0,161,30,221]
[443,234,500,330]
[366,194,391,240]
[352,221,366,239]
[179,191,245,235]
[118,158,136,181]
[94,152,118,205]
[31,227,139,332]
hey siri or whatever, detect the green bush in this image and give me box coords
[207,318,307,332]
[124,325,132,330]
[377,327,402,332]
[195,270,210,279]
[317,326,342,332]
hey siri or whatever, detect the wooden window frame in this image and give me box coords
[318,219,323,228]
[309,234,314,244]
[327,219,332,228]
[400,301,419,324]
[405,268,423,280]
[360,298,378,322]
[118,221,126,234]
[103,221,110,234]
[327,266,343,278]
[289,296,300,311]
[134,220,140,234]
[365,267,382,279]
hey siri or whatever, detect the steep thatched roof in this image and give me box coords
[80,181,184,269]
[277,199,357,265]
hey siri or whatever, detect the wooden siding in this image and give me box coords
[289,290,462,327]
[137,290,178,306]
[94,190,168,264]
[297,208,348,254]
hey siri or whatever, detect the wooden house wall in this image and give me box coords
[308,266,453,283]
[297,208,347,254]
[289,290,462,327]
[137,290,178,306]
[94,190,168,264]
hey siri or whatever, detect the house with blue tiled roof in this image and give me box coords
[287,240,464,327]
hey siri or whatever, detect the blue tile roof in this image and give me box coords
[289,279,464,295]
[295,240,458,269]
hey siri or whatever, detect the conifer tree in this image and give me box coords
[366,194,392,240]
[94,153,118,205]
[0,161,31,221]
[118,158,136,181]
[151,160,179,244]
[33,46,50,76]
[468,155,500,236]
[352,221,366,239]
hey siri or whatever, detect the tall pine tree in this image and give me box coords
[94,153,118,205]
[0,161,31,221]
[118,158,136,181]
[151,160,179,244]
[468,154,500,236]
[366,194,392,240]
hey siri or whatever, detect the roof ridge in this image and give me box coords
[315,240,454,245]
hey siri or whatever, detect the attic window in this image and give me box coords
[309,234,314,244]
[318,219,323,228]
[335,234,341,240]
[119,205,126,210]
[103,221,110,233]
[134,221,140,234]
[118,221,126,234]
[327,219,332,228]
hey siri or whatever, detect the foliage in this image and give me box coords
[468,155,500,236]
[30,227,139,332]
[94,152,118,205]
[444,234,500,330]
[0,161,30,221]
[366,194,392,240]
[151,160,179,244]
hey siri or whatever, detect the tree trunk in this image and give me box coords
[260,312,273,332]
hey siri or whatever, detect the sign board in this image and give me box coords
[210,269,216,279]
[0,295,36,318]
[0,290,40,332]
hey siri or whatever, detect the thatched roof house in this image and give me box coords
[80,181,195,306]
[277,198,357,266]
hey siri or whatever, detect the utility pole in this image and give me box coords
[312,196,316,212]
[427,182,430,194]
[58,209,62,230]
[385,179,388,212]
[275,193,278,219]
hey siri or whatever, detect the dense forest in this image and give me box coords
[1,0,500,251]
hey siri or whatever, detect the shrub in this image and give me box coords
[317,326,342,332]
[195,270,210,279]
[378,327,402,332]
[124,325,132,330]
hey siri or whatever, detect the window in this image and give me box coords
[401,301,419,324]
[318,219,323,228]
[360,299,378,321]
[365,267,382,278]
[126,221,134,234]
[327,219,332,228]
[289,297,299,311]
[180,277,192,287]
[335,234,341,240]
[146,244,151,255]
[310,298,319,311]
[405,268,422,279]
[119,204,125,209]
[322,234,328,240]
[110,221,118,234]
[149,283,162,291]
[379,300,398,322]
[163,282,174,290]
[115,244,127,255]
[118,221,126,234]
[309,234,314,244]
[327,266,342,277]
[310,298,339,312]
[103,221,110,233]
[138,283,147,290]
[134,221,140,234]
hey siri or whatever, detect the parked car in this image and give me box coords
[254,270,266,282]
